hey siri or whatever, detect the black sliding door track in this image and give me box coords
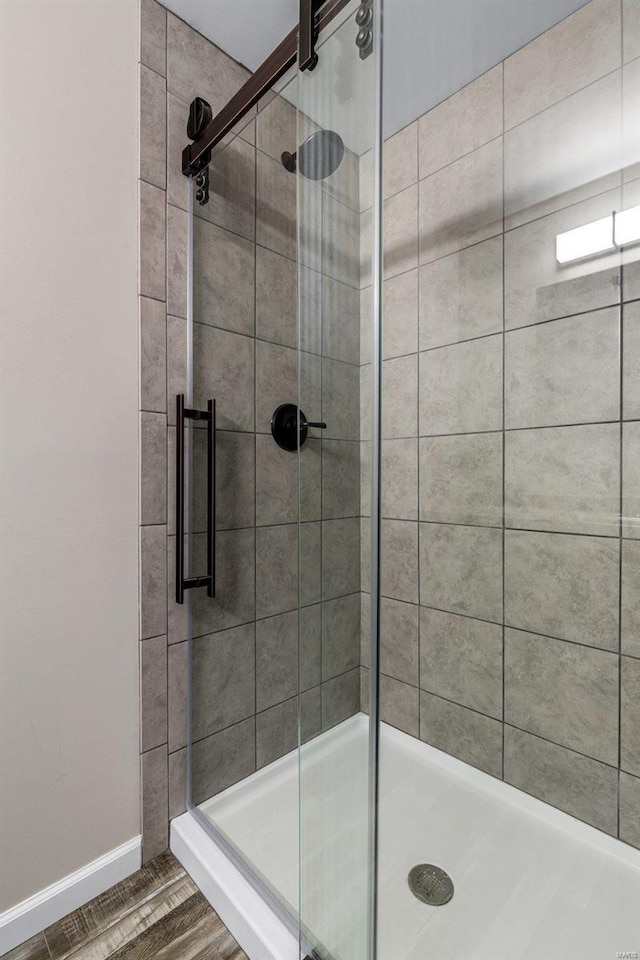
[181,0,351,176]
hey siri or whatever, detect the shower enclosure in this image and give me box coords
[170,0,640,957]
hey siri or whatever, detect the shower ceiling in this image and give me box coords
[160,0,590,139]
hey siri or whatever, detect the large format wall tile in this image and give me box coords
[257,697,298,768]
[625,0,640,63]
[420,607,503,719]
[167,13,251,126]
[140,297,166,413]
[419,138,503,264]
[505,423,620,537]
[322,593,361,680]
[624,301,640,420]
[622,540,640,657]
[140,525,167,640]
[141,745,169,861]
[193,324,254,432]
[623,420,640,538]
[504,188,621,330]
[256,524,298,618]
[380,674,419,737]
[504,71,622,229]
[324,193,360,287]
[383,269,418,359]
[323,358,359,441]
[256,610,298,712]
[419,432,502,527]
[192,624,255,741]
[382,438,418,520]
[419,335,502,436]
[213,431,255,531]
[300,604,322,691]
[192,528,255,636]
[141,412,167,526]
[505,308,620,428]
[419,237,503,350]
[197,135,256,241]
[504,726,617,835]
[140,0,166,77]
[191,719,256,804]
[623,58,640,181]
[139,181,166,301]
[381,520,419,604]
[169,747,187,819]
[503,0,620,129]
[322,518,361,600]
[322,669,361,730]
[323,276,361,364]
[382,354,417,439]
[504,530,619,651]
[256,435,298,526]
[256,340,297,434]
[505,629,619,764]
[140,635,168,752]
[194,218,255,334]
[168,641,188,753]
[620,772,640,849]
[383,184,418,280]
[419,523,502,623]
[301,522,322,607]
[380,597,419,686]
[167,204,188,319]
[384,121,418,200]
[322,440,361,520]
[419,692,503,777]
[140,64,166,189]
[255,247,296,348]
[256,150,296,261]
[621,657,640,775]
[419,65,503,180]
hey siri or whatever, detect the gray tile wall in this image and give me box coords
[139,0,364,857]
[364,0,640,848]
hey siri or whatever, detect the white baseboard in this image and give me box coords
[171,812,297,960]
[0,836,141,955]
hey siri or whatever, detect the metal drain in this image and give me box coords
[408,864,454,905]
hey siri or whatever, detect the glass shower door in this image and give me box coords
[297,2,382,958]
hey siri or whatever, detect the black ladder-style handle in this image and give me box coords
[175,394,216,604]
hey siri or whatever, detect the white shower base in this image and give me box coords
[173,714,640,960]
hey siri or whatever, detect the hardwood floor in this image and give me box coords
[2,853,247,960]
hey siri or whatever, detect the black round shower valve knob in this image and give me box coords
[271,403,326,452]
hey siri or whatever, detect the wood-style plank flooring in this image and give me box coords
[2,853,247,960]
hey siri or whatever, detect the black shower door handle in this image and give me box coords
[175,394,216,604]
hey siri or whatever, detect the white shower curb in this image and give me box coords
[171,811,299,960]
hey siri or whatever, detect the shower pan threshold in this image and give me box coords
[172,715,640,960]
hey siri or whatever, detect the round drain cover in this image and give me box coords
[408,864,454,906]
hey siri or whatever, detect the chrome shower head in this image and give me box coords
[281,129,345,180]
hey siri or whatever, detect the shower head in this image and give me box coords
[281,129,345,180]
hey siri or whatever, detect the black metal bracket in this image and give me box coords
[185,97,213,175]
[194,166,209,206]
[175,394,216,604]
[355,0,374,59]
[181,0,350,176]
[299,0,323,71]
